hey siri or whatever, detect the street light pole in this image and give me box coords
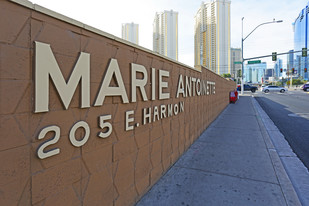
[241,17,244,95]
[241,18,283,95]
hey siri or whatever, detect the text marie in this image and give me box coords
[34,41,215,113]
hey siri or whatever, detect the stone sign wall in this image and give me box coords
[0,0,236,205]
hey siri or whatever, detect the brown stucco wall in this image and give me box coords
[0,1,236,205]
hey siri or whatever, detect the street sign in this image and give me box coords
[248,60,261,64]
[234,61,242,64]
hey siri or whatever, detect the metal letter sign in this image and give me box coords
[34,41,216,160]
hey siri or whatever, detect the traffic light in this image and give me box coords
[292,68,295,74]
[237,69,242,77]
[272,52,277,61]
[280,68,283,73]
[302,48,307,57]
[305,68,308,73]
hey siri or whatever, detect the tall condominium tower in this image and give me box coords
[194,0,231,75]
[122,22,139,45]
[153,10,178,61]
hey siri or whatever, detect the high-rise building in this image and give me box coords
[244,62,266,83]
[122,23,139,45]
[287,50,294,72]
[264,68,275,81]
[293,2,309,80]
[274,59,283,77]
[194,0,231,75]
[230,48,242,78]
[153,10,178,60]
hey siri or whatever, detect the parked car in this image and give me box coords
[303,84,309,91]
[237,84,258,93]
[262,85,288,93]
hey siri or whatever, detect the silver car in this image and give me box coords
[262,85,288,93]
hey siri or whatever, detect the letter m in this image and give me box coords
[35,41,90,113]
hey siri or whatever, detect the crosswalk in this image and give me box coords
[260,90,309,95]
[241,90,309,96]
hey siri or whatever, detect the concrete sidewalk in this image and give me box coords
[136,96,301,206]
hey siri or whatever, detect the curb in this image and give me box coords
[251,96,309,206]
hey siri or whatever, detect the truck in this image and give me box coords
[237,84,258,93]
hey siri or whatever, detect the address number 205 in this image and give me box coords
[37,115,112,159]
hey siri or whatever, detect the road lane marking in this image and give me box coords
[288,113,309,120]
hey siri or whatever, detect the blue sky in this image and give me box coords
[31,0,308,68]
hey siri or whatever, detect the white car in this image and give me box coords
[262,85,288,93]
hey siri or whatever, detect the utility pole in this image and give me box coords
[290,72,292,88]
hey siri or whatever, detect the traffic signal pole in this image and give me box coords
[243,49,309,88]
[290,75,293,88]
[243,49,309,61]
[241,19,283,95]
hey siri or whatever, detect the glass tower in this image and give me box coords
[244,62,266,83]
[293,2,309,80]
[274,59,283,77]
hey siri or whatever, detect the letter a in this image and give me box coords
[95,59,129,106]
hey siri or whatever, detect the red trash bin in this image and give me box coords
[230,91,237,103]
[234,90,239,100]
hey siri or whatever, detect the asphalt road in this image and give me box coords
[254,90,309,169]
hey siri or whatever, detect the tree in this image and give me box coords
[276,78,288,86]
[293,79,304,85]
[286,79,306,85]
[221,73,231,78]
